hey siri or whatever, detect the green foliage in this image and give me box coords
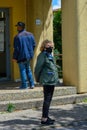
[53,10,62,54]
[54,48,59,61]
[7,103,15,112]
[53,10,62,78]
[83,98,87,103]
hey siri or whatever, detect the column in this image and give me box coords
[62,0,87,93]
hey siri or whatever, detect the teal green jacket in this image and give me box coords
[35,51,58,85]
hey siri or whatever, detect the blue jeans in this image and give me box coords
[18,60,34,88]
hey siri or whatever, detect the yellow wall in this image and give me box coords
[62,0,78,87]
[26,0,53,75]
[0,0,53,81]
[76,0,87,92]
[0,0,26,80]
[62,0,87,93]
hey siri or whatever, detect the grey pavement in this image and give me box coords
[0,103,87,130]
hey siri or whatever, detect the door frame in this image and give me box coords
[0,8,10,81]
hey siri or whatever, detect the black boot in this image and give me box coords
[41,118,54,125]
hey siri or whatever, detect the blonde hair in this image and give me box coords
[40,39,54,52]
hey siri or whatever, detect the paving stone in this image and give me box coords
[0,103,87,130]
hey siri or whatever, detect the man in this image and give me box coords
[13,21,36,89]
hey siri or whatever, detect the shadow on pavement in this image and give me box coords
[0,104,87,129]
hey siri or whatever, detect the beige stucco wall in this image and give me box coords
[76,0,87,92]
[26,0,53,75]
[62,0,87,93]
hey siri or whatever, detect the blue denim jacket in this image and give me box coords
[13,30,36,62]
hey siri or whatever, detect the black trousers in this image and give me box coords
[42,85,55,118]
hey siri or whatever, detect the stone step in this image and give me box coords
[0,93,87,112]
[0,86,76,101]
[1,86,87,112]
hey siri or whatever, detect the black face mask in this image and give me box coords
[46,47,52,53]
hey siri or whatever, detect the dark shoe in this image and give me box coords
[30,86,34,89]
[48,117,55,122]
[19,86,28,89]
[41,118,54,125]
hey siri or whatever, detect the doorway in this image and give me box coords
[0,8,10,81]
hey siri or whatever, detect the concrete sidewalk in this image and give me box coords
[0,103,87,130]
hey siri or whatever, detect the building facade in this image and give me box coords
[0,0,87,93]
[0,0,53,81]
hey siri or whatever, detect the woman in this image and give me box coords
[35,39,58,125]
